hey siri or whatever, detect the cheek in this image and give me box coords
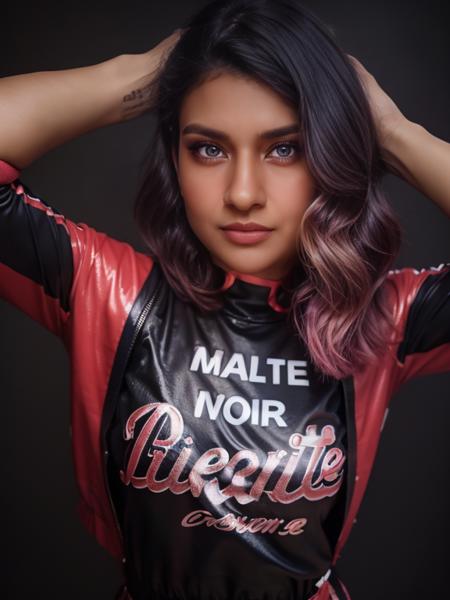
[285,166,315,198]
[181,186,212,225]
[178,158,226,229]
[184,201,208,232]
[178,151,219,195]
[275,169,316,220]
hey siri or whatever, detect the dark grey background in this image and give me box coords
[1,1,449,598]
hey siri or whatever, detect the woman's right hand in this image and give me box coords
[120,28,184,121]
[144,28,184,73]
[0,28,184,168]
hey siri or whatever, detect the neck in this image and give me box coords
[219,268,292,315]
[211,257,295,284]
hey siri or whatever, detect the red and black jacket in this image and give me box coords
[1,159,449,599]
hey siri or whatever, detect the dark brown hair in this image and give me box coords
[134,0,402,379]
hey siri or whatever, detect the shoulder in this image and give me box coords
[384,262,450,322]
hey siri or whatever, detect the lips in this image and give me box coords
[221,222,273,231]
[220,225,274,245]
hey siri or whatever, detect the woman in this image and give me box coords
[0,0,449,598]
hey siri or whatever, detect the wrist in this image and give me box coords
[379,118,423,178]
[106,52,159,125]
[378,115,415,151]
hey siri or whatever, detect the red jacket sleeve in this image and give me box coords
[0,158,153,340]
[390,263,450,385]
[1,159,159,560]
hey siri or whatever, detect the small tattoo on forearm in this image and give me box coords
[123,89,143,102]
[121,79,155,119]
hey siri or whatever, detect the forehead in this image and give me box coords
[179,71,298,133]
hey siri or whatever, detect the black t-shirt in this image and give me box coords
[107,269,347,600]
[0,162,449,600]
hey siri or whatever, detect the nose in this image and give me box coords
[223,151,266,211]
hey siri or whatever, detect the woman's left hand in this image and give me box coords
[348,55,450,217]
[347,55,407,148]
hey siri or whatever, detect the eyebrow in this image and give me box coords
[181,123,301,141]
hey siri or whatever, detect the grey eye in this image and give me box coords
[274,144,294,157]
[203,145,222,157]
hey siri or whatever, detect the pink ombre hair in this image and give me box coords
[291,184,401,379]
[134,0,402,379]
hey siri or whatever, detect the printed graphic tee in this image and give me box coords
[1,159,450,600]
[107,268,348,600]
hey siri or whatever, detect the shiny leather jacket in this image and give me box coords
[1,159,449,599]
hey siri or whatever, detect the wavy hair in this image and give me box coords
[134,0,402,380]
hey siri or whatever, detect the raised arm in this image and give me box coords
[0,30,181,336]
[379,120,450,218]
[0,29,181,169]
[349,55,450,218]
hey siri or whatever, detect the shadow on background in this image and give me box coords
[1,0,449,598]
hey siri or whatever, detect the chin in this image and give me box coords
[211,255,287,280]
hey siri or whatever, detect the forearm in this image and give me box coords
[0,52,157,169]
[381,118,450,217]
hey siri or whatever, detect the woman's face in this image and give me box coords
[173,70,317,280]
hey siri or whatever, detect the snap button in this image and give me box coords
[315,568,331,588]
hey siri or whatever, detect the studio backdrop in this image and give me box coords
[1,1,449,598]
